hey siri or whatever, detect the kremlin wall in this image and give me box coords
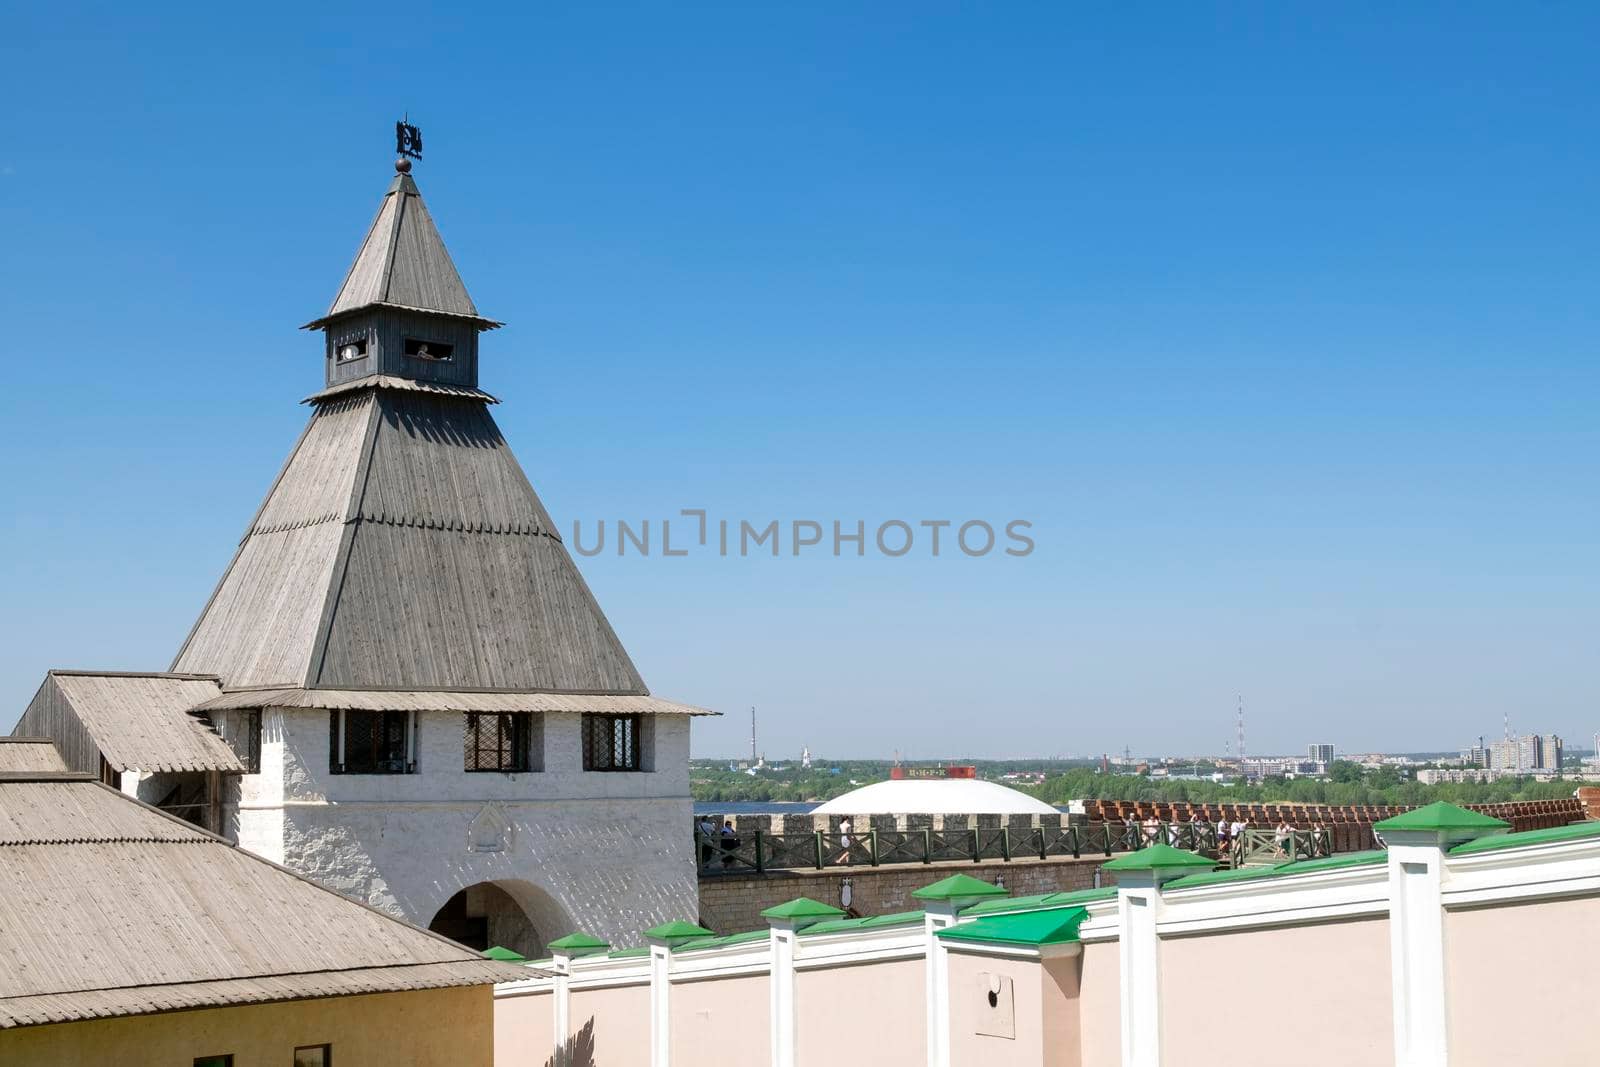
[696,792,1582,931]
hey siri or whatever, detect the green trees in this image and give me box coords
[688,757,1577,807]
[1026,766,1572,808]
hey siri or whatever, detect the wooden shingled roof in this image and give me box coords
[303,171,499,330]
[0,774,523,1028]
[11,672,240,775]
[192,689,713,716]
[172,387,647,695]
[0,740,67,773]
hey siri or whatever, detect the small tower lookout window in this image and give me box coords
[330,709,416,774]
[335,337,368,362]
[582,713,644,772]
[404,337,454,361]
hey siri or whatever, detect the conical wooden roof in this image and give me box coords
[303,172,498,329]
[172,388,646,693]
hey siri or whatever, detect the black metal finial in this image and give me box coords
[396,119,423,170]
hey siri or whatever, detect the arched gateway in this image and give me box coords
[428,879,572,959]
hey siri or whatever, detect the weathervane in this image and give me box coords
[395,118,423,173]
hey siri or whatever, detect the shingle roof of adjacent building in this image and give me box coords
[0,740,67,773]
[0,773,522,1029]
[11,672,240,775]
[304,172,499,330]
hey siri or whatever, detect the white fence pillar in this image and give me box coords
[546,932,608,1058]
[1103,844,1215,1067]
[763,897,845,1067]
[648,941,671,1067]
[1374,804,1508,1067]
[643,922,711,1067]
[910,873,1010,1067]
[768,923,797,1067]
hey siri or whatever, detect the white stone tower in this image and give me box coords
[168,149,712,954]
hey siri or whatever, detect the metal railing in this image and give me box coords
[1228,828,1331,868]
[695,820,1334,875]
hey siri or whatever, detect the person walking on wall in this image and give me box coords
[834,817,854,865]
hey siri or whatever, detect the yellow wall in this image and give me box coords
[0,986,493,1067]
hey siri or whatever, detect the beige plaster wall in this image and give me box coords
[670,973,769,1064]
[0,986,492,1067]
[795,957,926,1067]
[947,949,1083,1067]
[1159,918,1392,1067]
[567,982,649,1065]
[493,988,553,1066]
[1040,954,1083,1067]
[1448,896,1600,1067]
[1075,940,1121,1067]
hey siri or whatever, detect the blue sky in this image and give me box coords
[2,4,1595,759]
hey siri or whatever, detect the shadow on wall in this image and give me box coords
[544,1018,596,1067]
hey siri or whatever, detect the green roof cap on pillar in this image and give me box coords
[1373,802,1509,833]
[912,873,1010,901]
[1102,843,1217,872]
[761,897,847,922]
[643,921,715,941]
[481,945,528,962]
[935,906,1089,948]
[548,932,611,953]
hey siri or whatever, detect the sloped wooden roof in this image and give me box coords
[173,390,648,694]
[0,740,67,773]
[304,373,499,405]
[11,672,241,774]
[192,689,714,716]
[303,172,499,330]
[0,774,522,1028]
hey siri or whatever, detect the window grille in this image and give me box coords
[582,713,642,772]
[330,710,412,774]
[229,710,261,774]
[463,712,536,772]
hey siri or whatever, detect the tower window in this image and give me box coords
[223,710,262,774]
[335,337,368,362]
[582,713,644,772]
[404,337,453,361]
[330,709,415,774]
[464,712,541,773]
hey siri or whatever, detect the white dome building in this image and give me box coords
[812,776,1058,816]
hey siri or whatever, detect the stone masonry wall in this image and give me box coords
[234,707,699,951]
[698,854,1116,935]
